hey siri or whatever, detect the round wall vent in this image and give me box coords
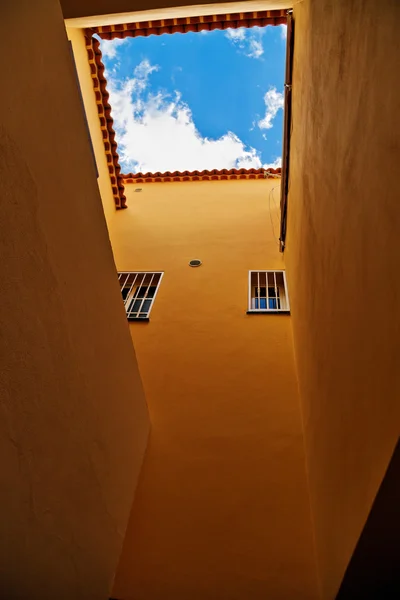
[189,259,202,267]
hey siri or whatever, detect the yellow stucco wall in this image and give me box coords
[6,0,397,595]
[67,27,118,225]
[69,0,400,595]
[285,0,400,598]
[109,180,318,600]
[69,23,318,599]
[0,3,149,600]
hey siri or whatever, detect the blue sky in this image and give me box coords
[98,25,286,173]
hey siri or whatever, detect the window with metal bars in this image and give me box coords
[118,272,163,320]
[248,271,290,313]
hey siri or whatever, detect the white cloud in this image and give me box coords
[106,59,262,173]
[225,28,246,42]
[279,25,287,40]
[225,27,264,59]
[133,59,158,80]
[100,37,129,59]
[263,157,282,169]
[258,87,284,130]
[247,38,263,59]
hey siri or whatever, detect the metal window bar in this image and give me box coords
[249,271,289,313]
[273,272,280,310]
[124,273,139,306]
[118,272,163,320]
[135,272,156,318]
[128,272,147,319]
[119,273,134,302]
[128,274,148,319]
[280,272,289,310]
[277,272,284,310]
[119,272,130,295]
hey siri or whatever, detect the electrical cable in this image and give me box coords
[268,186,281,248]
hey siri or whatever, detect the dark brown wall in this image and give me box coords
[62,0,221,18]
[336,438,400,599]
[61,0,289,20]
[0,2,149,598]
[285,1,400,598]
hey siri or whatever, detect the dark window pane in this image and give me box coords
[133,285,157,300]
[133,286,146,300]
[142,299,152,313]
[128,299,142,313]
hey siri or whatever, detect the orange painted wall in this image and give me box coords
[68,24,317,599]
[285,0,400,598]
[67,27,119,225]
[67,0,400,595]
[0,2,149,599]
[108,180,319,600]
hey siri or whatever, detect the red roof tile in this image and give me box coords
[89,9,287,40]
[86,35,127,208]
[123,168,281,183]
[85,9,287,209]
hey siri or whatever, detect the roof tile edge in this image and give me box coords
[84,9,286,208]
[122,168,281,183]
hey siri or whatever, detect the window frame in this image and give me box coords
[118,271,164,320]
[247,270,290,314]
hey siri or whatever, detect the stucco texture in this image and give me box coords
[70,19,316,598]
[284,0,400,598]
[0,2,149,598]
[109,180,319,600]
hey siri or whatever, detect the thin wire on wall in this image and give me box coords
[268,186,281,248]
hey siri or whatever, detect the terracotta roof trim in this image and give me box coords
[85,9,287,209]
[123,168,281,183]
[86,35,127,208]
[89,9,287,39]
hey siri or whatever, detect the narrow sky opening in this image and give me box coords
[98,24,287,174]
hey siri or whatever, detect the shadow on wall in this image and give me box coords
[336,438,400,599]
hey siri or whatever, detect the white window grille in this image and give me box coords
[118,272,163,320]
[248,271,290,313]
